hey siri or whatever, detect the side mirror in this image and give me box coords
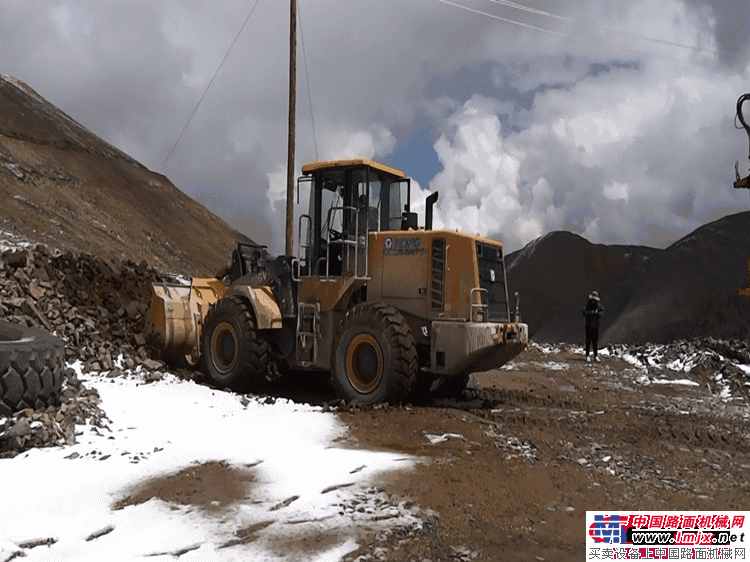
[401,212,418,230]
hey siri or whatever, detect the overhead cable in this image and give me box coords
[437,0,721,68]
[484,0,723,58]
[298,0,319,160]
[160,0,263,173]
[436,0,565,37]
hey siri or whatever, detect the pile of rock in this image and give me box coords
[0,243,169,456]
[609,337,750,396]
[613,338,750,366]
[0,244,164,369]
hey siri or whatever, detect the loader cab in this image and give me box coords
[298,158,410,277]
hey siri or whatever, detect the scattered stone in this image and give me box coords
[125,300,141,319]
[493,434,537,460]
[142,358,164,371]
[143,370,164,383]
[0,244,165,373]
[85,525,114,542]
[17,537,57,549]
[2,248,27,268]
[28,279,45,299]
[143,544,201,558]
[269,495,300,511]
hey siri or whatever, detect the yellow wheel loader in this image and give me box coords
[146,158,528,403]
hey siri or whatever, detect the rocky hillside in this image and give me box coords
[0,75,247,277]
[506,213,750,344]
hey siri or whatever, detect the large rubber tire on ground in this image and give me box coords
[0,321,65,416]
[201,295,270,393]
[331,303,417,405]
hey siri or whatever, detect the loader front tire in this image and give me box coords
[332,304,417,405]
[201,296,269,393]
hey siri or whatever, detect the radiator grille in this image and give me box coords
[476,242,509,322]
[430,238,446,310]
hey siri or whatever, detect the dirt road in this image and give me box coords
[337,343,750,561]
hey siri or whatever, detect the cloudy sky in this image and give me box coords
[2,0,750,254]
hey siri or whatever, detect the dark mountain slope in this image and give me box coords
[506,213,750,344]
[505,231,654,343]
[604,211,750,343]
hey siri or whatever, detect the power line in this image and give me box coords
[437,0,723,68]
[486,0,566,22]
[160,0,263,173]
[436,0,564,37]
[297,0,318,160]
[484,0,724,58]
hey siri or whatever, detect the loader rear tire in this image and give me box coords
[0,321,65,416]
[332,304,417,405]
[201,296,269,393]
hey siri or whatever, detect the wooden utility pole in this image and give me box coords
[285,0,297,256]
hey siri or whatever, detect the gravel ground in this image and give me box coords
[336,342,750,561]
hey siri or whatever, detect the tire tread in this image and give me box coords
[201,295,270,392]
[0,322,65,416]
[331,303,417,404]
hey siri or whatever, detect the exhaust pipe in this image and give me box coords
[425,191,439,230]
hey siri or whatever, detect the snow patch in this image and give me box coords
[649,378,700,387]
[0,369,419,562]
[501,360,568,371]
[0,230,33,252]
[1,162,24,180]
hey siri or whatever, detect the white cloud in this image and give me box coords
[319,123,396,161]
[50,3,92,38]
[604,181,629,202]
[421,39,749,252]
[425,95,529,247]
[2,0,750,256]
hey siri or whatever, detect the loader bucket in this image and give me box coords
[144,277,227,364]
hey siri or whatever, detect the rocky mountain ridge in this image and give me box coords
[0,74,248,277]
[506,212,750,344]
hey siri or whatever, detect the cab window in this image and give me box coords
[320,179,343,240]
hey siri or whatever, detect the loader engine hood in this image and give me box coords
[368,229,513,324]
